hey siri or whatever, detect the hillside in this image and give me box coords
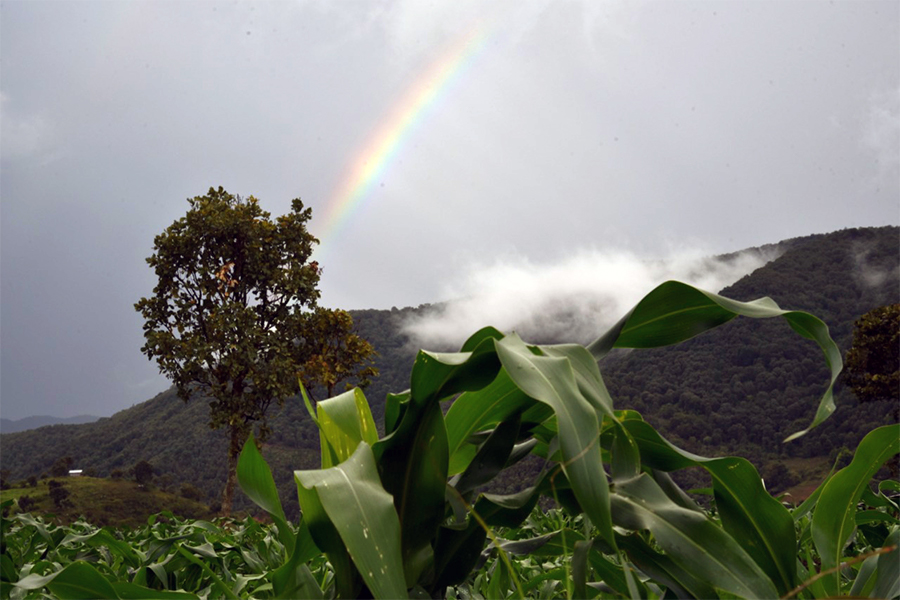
[0,415,100,434]
[0,476,214,528]
[1,226,896,517]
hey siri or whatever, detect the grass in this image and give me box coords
[0,476,214,528]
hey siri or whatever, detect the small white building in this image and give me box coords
[68,469,83,477]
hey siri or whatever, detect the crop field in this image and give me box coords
[1,282,897,599]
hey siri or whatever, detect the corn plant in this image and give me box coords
[237,280,899,599]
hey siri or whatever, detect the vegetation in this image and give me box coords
[134,187,376,516]
[0,227,896,523]
[2,279,897,598]
[844,303,899,409]
[0,476,213,529]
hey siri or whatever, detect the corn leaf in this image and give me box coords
[295,443,408,599]
[587,280,842,441]
[811,424,900,596]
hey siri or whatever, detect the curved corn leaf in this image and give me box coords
[587,280,842,441]
[295,443,408,599]
[452,413,522,497]
[314,387,378,468]
[811,424,900,596]
[445,368,535,475]
[495,334,614,547]
[622,418,797,595]
[237,432,296,554]
[270,522,323,599]
[617,533,716,599]
[58,529,141,570]
[410,334,502,406]
[610,473,779,599]
[14,561,119,599]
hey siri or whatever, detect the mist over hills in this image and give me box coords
[1,226,896,517]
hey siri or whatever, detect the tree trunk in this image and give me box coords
[220,424,243,517]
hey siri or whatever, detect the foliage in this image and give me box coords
[0,508,327,600]
[2,227,896,519]
[232,280,897,599]
[2,280,898,598]
[46,481,70,510]
[0,476,213,528]
[134,186,376,516]
[845,303,900,407]
[131,461,155,487]
[300,308,379,399]
[49,457,72,478]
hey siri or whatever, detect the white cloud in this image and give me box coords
[401,246,780,349]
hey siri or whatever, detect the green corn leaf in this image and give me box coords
[572,539,591,600]
[474,467,564,528]
[616,533,716,599]
[610,473,779,599]
[375,399,449,587]
[811,424,900,597]
[587,280,842,441]
[295,443,408,599]
[294,476,357,598]
[15,561,119,599]
[871,527,900,600]
[432,518,489,590]
[848,554,880,598]
[111,582,197,599]
[384,390,410,435]
[452,413,522,496]
[622,418,798,595]
[542,343,616,419]
[410,334,502,406]
[445,368,535,475]
[315,387,378,467]
[237,432,295,552]
[59,529,141,569]
[495,333,615,548]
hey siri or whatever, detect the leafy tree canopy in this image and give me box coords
[844,303,899,407]
[134,186,376,515]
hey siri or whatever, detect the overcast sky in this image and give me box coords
[1,1,898,420]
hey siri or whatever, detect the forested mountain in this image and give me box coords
[1,226,896,518]
[0,415,100,434]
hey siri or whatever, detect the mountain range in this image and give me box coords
[0,415,100,435]
[1,226,897,518]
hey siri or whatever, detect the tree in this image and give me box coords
[135,187,376,515]
[301,308,378,398]
[131,460,155,487]
[844,304,899,415]
[50,456,73,478]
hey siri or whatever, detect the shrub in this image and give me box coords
[180,483,204,502]
[17,495,35,512]
[47,480,71,509]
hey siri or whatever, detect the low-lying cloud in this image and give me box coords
[402,246,781,349]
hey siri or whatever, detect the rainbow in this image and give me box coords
[315,23,489,254]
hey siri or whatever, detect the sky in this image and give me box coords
[1,1,898,420]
